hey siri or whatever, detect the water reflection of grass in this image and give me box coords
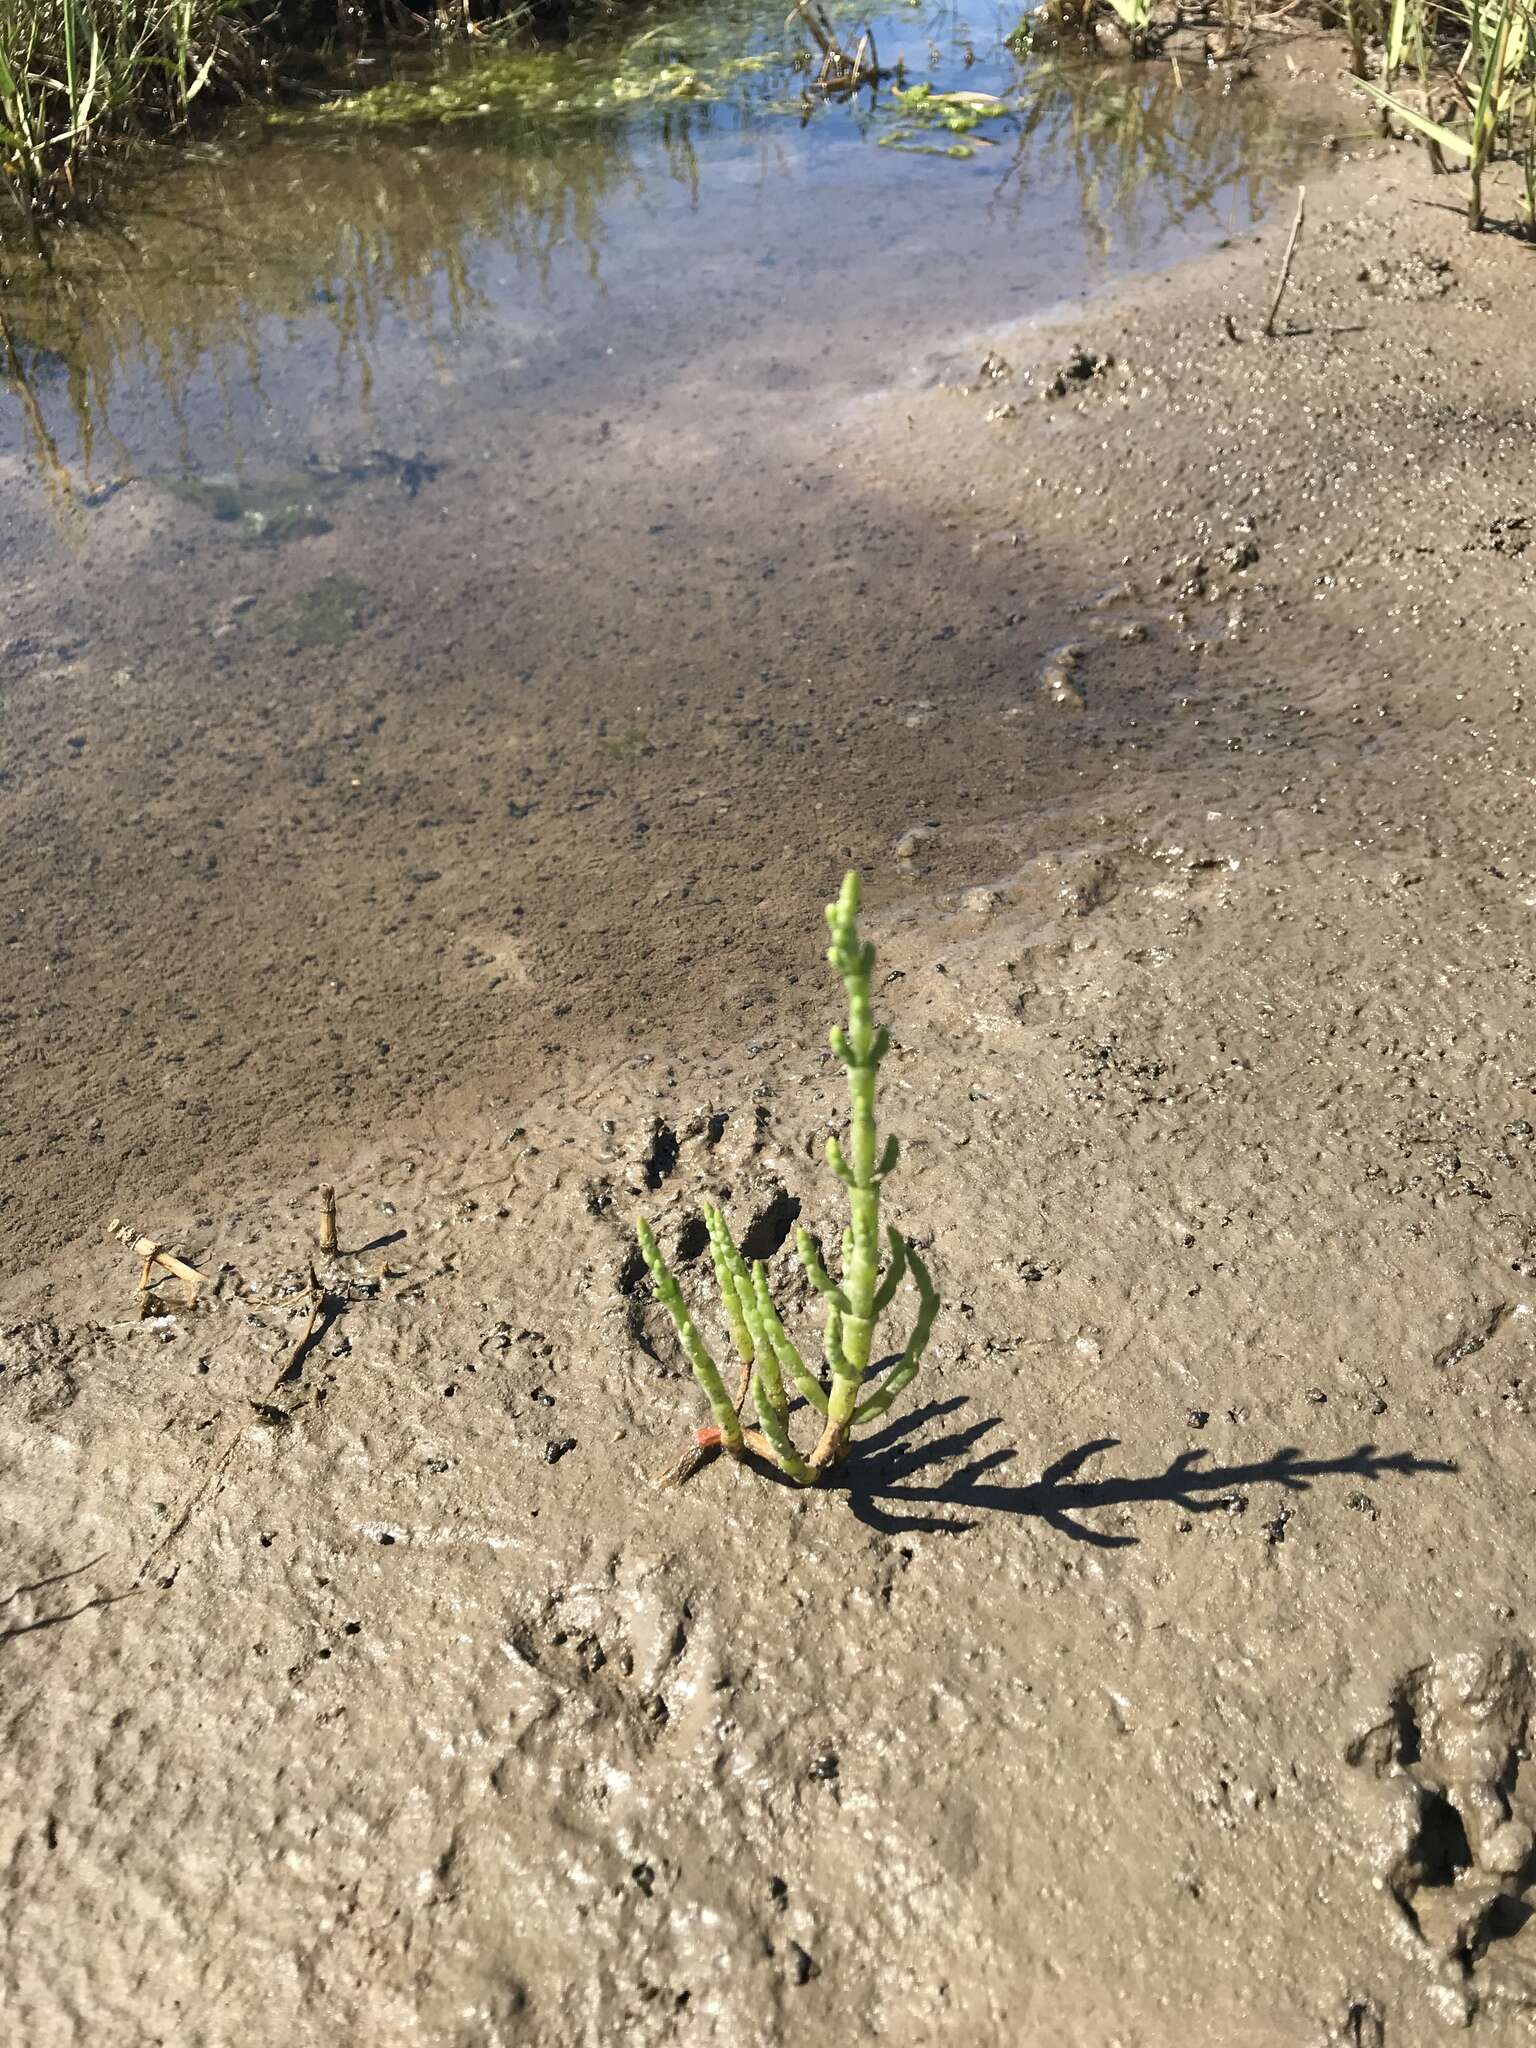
[996,56,1303,255]
[0,108,660,488]
[0,6,1312,496]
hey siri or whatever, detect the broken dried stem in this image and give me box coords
[108,1216,210,1302]
[1264,184,1306,338]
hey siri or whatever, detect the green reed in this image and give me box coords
[0,0,551,233]
[1360,0,1536,231]
[0,0,247,231]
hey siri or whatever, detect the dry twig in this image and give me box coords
[791,0,880,95]
[1264,185,1306,339]
[270,1263,329,1391]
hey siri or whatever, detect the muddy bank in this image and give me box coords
[0,11,1323,1279]
[7,35,1536,2047]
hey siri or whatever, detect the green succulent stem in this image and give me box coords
[704,1201,757,1374]
[753,1262,828,1417]
[747,1368,816,1485]
[796,1226,850,1312]
[870,1226,908,1316]
[635,1216,743,1453]
[805,871,932,1472]
[635,869,940,1488]
[853,1241,940,1424]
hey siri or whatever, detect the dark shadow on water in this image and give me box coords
[836,1399,1457,1541]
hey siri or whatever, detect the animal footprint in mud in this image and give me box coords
[1347,1642,1536,2015]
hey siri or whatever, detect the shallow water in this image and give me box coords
[0,0,1319,495]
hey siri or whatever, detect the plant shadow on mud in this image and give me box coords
[835,1399,1457,1540]
[0,1555,137,1644]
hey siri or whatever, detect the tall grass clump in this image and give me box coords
[637,871,940,1489]
[0,0,547,234]
[1359,0,1536,231]
[0,0,249,232]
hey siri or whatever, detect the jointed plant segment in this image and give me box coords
[636,872,939,1488]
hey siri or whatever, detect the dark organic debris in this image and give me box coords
[1044,345,1113,399]
[1357,253,1454,303]
[1486,516,1531,558]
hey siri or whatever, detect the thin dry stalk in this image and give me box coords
[270,1263,329,1391]
[792,0,834,55]
[1264,184,1306,338]
[791,0,879,95]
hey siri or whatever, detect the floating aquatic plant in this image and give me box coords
[889,80,1010,132]
[636,871,939,1487]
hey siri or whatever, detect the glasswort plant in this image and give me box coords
[636,871,939,1488]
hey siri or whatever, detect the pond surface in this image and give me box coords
[0,0,1318,495]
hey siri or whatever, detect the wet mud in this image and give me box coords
[5,19,1536,2045]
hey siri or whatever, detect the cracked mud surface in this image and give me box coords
[7,33,1536,2046]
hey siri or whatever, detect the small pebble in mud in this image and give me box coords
[894,824,939,871]
[631,1863,656,1896]
[544,1437,577,1465]
[1186,1409,1209,1430]
[787,1943,819,1986]
[1040,643,1085,709]
[808,1753,839,1781]
[1305,1388,1327,1404]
